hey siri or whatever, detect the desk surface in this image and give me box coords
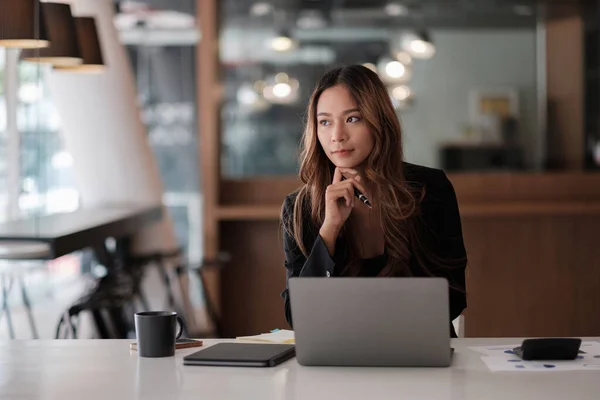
[0,204,162,258]
[1,338,598,400]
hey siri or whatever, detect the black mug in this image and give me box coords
[134,311,184,358]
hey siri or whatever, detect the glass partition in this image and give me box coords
[18,62,78,219]
[219,0,543,176]
[0,47,6,222]
[117,0,202,263]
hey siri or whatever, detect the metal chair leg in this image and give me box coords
[91,309,111,339]
[55,314,66,339]
[71,315,79,338]
[18,276,39,339]
[1,274,16,339]
[196,268,223,338]
[55,311,79,339]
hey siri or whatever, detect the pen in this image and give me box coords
[354,188,372,209]
[342,176,372,209]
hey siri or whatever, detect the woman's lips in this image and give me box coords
[333,149,354,157]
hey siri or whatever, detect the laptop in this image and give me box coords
[288,277,453,367]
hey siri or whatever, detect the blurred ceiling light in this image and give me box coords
[251,2,272,17]
[384,2,409,17]
[274,72,289,83]
[391,85,411,101]
[404,31,435,60]
[377,58,411,83]
[394,51,412,65]
[296,9,328,29]
[389,85,414,110]
[237,83,260,106]
[236,82,270,114]
[253,80,267,92]
[271,36,294,51]
[385,61,406,79]
[272,82,292,98]
[513,5,533,16]
[263,76,300,104]
[0,0,49,49]
[270,29,296,52]
[362,63,377,72]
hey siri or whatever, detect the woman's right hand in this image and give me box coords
[322,167,367,234]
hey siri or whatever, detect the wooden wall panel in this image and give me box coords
[220,178,301,205]
[197,0,222,333]
[220,221,289,337]
[217,214,600,338]
[449,173,600,202]
[215,173,600,337]
[220,173,600,207]
[545,14,584,169]
[463,216,600,337]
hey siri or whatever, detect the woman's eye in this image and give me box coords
[347,116,360,123]
[319,120,330,126]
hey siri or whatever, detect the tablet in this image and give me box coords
[183,343,296,367]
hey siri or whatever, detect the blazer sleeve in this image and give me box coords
[280,194,335,328]
[431,171,468,322]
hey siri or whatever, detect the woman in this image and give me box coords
[280,65,467,337]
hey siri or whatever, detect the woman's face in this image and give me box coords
[316,84,374,169]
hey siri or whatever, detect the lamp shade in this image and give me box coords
[21,2,82,67]
[0,0,49,49]
[55,17,105,73]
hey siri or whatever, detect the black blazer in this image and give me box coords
[280,163,468,338]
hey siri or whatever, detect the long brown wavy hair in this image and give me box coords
[288,64,426,277]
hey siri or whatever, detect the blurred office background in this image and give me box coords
[0,0,599,340]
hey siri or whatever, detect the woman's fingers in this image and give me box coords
[346,179,367,196]
[339,169,366,192]
[339,168,359,180]
[333,167,343,184]
[327,185,354,207]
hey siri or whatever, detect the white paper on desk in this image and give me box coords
[478,341,600,372]
[236,329,295,344]
[470,341,600,357]
[469,344,521,356]
[481,355,600,372]
[579,341,600,354]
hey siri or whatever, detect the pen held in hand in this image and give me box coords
[342,176,372,209]
[354,187,373,209]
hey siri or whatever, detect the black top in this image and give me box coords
[280,163,467,338]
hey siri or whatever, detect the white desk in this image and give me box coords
[1,338,598,399]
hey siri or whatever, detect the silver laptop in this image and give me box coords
[288,277,452,367]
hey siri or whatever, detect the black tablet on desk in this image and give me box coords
[183,343,296,367]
